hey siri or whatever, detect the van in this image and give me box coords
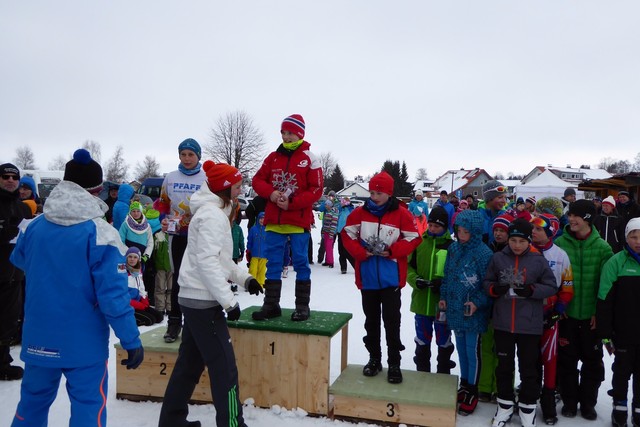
[21,170,65,202]
[137,177,164,201]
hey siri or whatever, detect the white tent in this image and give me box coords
[514,170,584,200]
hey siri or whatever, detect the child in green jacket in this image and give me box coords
[407,206,454,374]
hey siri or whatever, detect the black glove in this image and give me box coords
[227,304,241,321]
[246,278,264,296]
[492,282,509,296]
[543,312,562,329]
[415,278,429,290]
[430,278,442,292]
[514,285,533,298]
[121,346,144,370]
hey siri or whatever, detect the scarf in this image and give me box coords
[126,213,150,233]
[282,139,303,151]
[626,244,640,265]
[366,198,390,218]
[178,162,202,176]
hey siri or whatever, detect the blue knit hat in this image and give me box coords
[126,247,141,258]
[178,138,202,160]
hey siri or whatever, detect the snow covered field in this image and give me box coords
[1,220,618,426]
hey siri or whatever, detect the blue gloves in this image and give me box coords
[121,346,144,370]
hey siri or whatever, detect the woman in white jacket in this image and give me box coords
[159,160,263,427]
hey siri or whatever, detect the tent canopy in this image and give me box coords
[514,170,584,200]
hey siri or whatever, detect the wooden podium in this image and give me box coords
[115,307,352,415]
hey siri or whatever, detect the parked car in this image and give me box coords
[137,176,164,201]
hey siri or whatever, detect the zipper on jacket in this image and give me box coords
[510,254,520,333]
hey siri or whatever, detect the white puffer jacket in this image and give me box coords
[178,184,250,310]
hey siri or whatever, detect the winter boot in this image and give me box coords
[0,364,24,381]
[632,405,640,427]
[458,379,470,403]
[491,398,515,427]
[612,400,628,427]
[387,365,403,384]
[163,320,182,343]
[436,344,456,374]
[540,387,558,425]
[291,280,311,321]
[413,343,431,372]
[252,280,282,320]
[458,384,479,416]
[519,402,538,427]
[362,358,383,377]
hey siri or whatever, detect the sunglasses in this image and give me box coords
[1,174,19,181]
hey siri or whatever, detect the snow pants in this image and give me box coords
[494,329,541,405]
[611,342,640,406]
[265,231,310,281]
[167,235,188,328]
[454,330,482,386]
[12,360,108,427]
[361,287,405,366]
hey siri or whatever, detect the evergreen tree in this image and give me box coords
[380,159,412,197]
[325,164,345,192]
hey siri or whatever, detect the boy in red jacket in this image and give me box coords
[251,114,323,321]
[342,171,422,384]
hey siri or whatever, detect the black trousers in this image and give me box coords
[159,305,244,427]
[611,343,640,406]
[557,317,604,409]
[494,329,541,404]
[167,235,188,327]
[361,287,404,365]
[337,234,355,272]
[0,280,22,367]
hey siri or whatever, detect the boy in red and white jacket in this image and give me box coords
[342,171,422,384]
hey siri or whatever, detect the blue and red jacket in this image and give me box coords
[342,198,421,290]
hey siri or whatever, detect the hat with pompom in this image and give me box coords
[492,213,515,232]
[64,149,103,193]
[281,114,306,139]
[369,171,394,195]
[202,160,242,193]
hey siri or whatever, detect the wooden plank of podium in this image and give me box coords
[115,307,352,415]
[329,364,458,427]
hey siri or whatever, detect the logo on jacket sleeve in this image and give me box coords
[297,160,309,168]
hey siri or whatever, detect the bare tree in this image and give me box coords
[14,146,37,169]
[134,155,161,182]
[599,157,631,174]
[82,140,102,164]
[204,111,266,180]
[318,152,337,180]
[633,152,640,172]
[104,146,128,182]
[415,168,428,180]
[48,155,68,170]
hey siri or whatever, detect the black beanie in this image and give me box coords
[64,149,103,192]
[428,206,449,229]
[508,218,533,242]
[0,163,20,178]
[568,199,596,224]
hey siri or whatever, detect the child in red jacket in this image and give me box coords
[342,171,422,384]
[126,247,163,326]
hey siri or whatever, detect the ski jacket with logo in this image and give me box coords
[342,197,421,290]
[252,141,323,230]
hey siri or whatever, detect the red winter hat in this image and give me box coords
[369,171,394,195]
[281,114,305,139]
[203,160,242,193]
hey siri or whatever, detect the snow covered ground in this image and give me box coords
[1,219,618,426]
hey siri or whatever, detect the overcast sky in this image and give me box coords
[1,1,639,181]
